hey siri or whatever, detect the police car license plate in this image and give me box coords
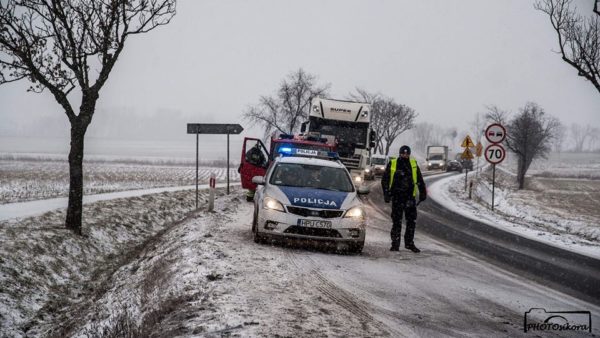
[297,219,332,228]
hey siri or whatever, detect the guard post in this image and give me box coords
[208,172,216,211]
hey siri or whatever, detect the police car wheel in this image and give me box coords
[253,228,265,244]
[350,241,364,254]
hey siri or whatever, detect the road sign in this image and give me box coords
[187,123,244,134]
[475,142,483,157]
[461,135,475,148]
[485,144,506,164]
[485,124,506,144]
[461,148,474,160]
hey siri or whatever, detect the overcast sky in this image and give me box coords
[1,0,599,154]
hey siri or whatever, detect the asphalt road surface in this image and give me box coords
[270,173,600,336]
[365,172,600,306]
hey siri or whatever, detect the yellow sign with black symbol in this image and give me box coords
[461,135,475,148]
[461,148,474,160]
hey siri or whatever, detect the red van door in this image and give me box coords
[239,138,269,190]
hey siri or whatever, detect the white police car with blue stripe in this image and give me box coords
[251,150,369,253]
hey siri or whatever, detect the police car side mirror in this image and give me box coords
[252,176,265,185]
[357,186,370,195]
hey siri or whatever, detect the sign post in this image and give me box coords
[187,123,244,209]
[460,135,475,191]
[484,123,507,211]
[475,141,483,177]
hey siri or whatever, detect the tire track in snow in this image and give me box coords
[284,251,401,337]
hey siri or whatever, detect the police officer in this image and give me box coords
[381,145,427,252]
[246,143,266,167]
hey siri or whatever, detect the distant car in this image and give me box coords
[251,153,369,253]
[454,154,474,171]
[365,155,388,180]
[446,160,463,172]
[460,159,473,171]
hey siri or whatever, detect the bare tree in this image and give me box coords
[470,112,487,144]
[376,98,417,155]
[496,102,560,189]
[570,123,594,151]
[244,68,329,137]
[348,88,385,154]
[552,121,567,152]
[535,0,600,94]
[484,105,509,126]
[0,1,176,234]
[412,122,436,154]
[587,126,600,150]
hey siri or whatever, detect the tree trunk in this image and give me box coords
[65,121,86,235]
[517,156,526,189]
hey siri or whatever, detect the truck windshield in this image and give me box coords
[269,163,354,192]
[429,154,444,161]
[309,118,369,147]
[371,157,386,165]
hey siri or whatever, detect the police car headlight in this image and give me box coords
[344,206,365,219]
[263,196,285,212]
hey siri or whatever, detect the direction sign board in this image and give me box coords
[187,123,244,134]
[475,142,483,157]
[485,144,506,164]
[461,135,475,148]
[485,124,506,144]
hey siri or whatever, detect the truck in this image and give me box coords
[426,146,448,171]
[302,97,376,184]
[239,132,335,201]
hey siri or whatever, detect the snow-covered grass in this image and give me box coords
[0,158,240,204]
[0,187,210,338]
[429,163,600,259]
[0,187,387,338]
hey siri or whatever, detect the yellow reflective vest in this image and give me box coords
[388,157,418,197]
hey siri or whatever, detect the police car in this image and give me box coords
[250,148,370,253]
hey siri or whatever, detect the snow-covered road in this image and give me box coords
[45,190,599,337]
[0,182,239,221]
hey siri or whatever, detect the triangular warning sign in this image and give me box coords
[461,135,475,148]
[461,148,474,160]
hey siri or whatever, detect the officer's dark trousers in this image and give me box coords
[390,197,417,248]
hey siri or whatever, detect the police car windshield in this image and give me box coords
[270,163,354,192]
[371,158,386,165]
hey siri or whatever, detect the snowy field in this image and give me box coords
[0,155,240,204]
[429,152,600,259]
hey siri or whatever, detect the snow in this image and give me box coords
[428,169,600,260]
[1,153,599,336]
[0,182,238,221]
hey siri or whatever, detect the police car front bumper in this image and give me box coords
[257,207,366,243]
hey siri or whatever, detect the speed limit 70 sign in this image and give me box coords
[485,144,506,164]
